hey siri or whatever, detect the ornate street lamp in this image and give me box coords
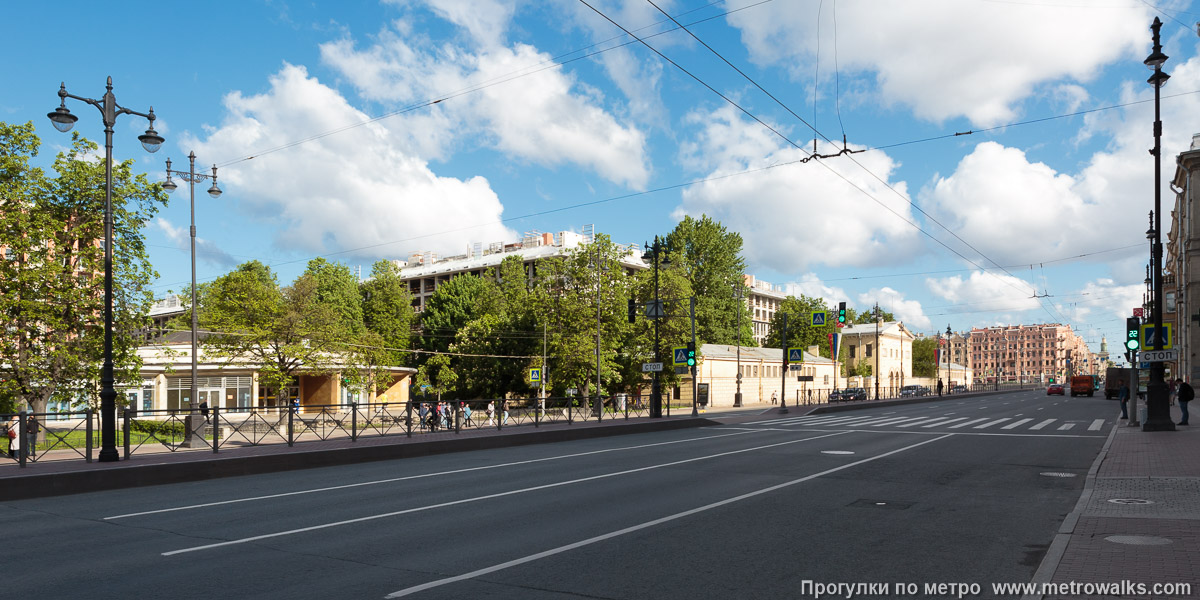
[642,237,669,418]
[48,78,163,462]
[163,153,222,443]
[1143,17,1175,431]
[734,283,744,407]
[945,324,953,393]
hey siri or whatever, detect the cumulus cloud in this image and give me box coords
[155,218,238,268]
[726,0,1149,126]
[319,9,650,188]
[676,105,922,271]
[857,286,930,330]
[927,271,1041,314]
[183,64,515,258]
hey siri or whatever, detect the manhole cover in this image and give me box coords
[1040,472,1078,478]
[1107,498,1155,505]
[822,450,855,455]
[1105,535,1172,546]
[848,499,914,510]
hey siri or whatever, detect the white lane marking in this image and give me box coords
[1088,419,1105,431]
[162,431,853,556]
[382,434,954,598]
[895,417,956,428]
[1058,423,1076,431]
[108,429,762,520]
[1029,419,1056,430]
[974,418,1012,429]
[849,417,917,427]
[923,417,968,428]
[1001,418,1034,430]
[948,418,990,429]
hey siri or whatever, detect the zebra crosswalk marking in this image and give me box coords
[1088,419,1105,431]
[1029,419,1056,430]
[924,417,969,427]
[1001,418,1034,430]
[974,418,1012,429]
[895,417,956,428]
[949,418,990,429]
[1057,423,1075,431]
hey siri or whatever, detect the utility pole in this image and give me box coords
[691,296,698,417]
[596,241,603,422]
[874,303,880,400]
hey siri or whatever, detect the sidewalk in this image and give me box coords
[0,409,721,501]
[1033,404,1200,599]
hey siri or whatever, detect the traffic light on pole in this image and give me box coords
[837,302,847,324]
[1125,317,1141,352]
[628,298,637,323]
[686,341,696,367]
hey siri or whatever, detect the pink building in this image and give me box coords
[969,324,1096,383]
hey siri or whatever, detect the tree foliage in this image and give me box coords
[763,295,837,358]
[0,122,165,414]
[666,215,750,346]
[911,337,937,377]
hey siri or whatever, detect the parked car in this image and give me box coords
[900,385,924,397]
[1047,383,1065,396]
[839,387,868,402]
[950,384,968,394]
[919,385,932,396]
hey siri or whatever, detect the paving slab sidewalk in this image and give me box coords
[1033,405,1200,599]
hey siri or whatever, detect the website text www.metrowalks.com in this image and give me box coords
[800,580,1193,598]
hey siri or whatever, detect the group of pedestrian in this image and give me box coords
[3,414,39,459]
[1117,378,1192,425]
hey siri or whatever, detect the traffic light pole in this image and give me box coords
[691,296,698,417]
[779,313,789,414]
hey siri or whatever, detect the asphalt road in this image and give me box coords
[6,389,1113,599]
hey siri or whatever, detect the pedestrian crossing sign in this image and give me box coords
[673,346,688,366]
[1140,323,1173,350]
[811,312,827,326]
[788,347,804,363]
[529,368,541,383]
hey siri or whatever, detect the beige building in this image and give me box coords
[121,338,415,415]
[839,321,917,395]
[692,344,838,407]
[1167,135,1199,381]
[743,275,787,345]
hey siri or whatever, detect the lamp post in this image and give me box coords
[1144,17,1176,431]
[945,325,953,393]
[48,78,163,463]
[162,153,222,441]
[734,283,744,407]
[642,237,669,418]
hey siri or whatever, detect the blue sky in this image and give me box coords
[5,0,1200,357]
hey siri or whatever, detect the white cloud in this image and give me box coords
[403,0,518,48]
[319,14,650,188]
[926,271,1041,315]
[726,0,1150,126]
[155,218,237,268]
[183,64,515,258]
[857,286,930,331]
[676,105,922,271]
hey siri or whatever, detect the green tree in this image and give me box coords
[848,305,896,325]
[360,259,416,366]
[0,122,166,415]
[617,246,694,400]
[911,337,937,377]
[763,295,836,357]
[666,215,750,346]
[200,261,349,404]
[305,257,364,336]
[418,273,499,398]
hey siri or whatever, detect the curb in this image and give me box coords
[0,417,718,501]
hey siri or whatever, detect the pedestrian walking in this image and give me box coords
[1117,379,1129,420]
[200,400,210,424]
[501,399,509,425]
[462,402,472,427]
[7,415,19,459]
[771,390,777,405]
[1176,378,1194,426]
[937,379,944,397]
[26,415,39,458]
[486,401,495,426]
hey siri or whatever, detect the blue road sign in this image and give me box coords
[529,368,541,383]
[1140,323,1174,350]
[811,312,827,326]
[673,346,688,365]
[788,348,804,363]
